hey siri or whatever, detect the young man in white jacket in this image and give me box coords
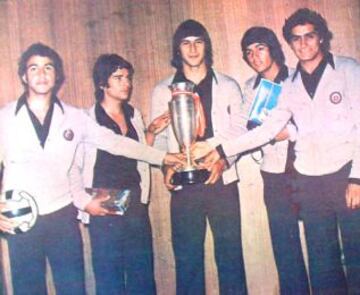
[240,26,309,294]
[0,43,184,295]
[76,54,170,295]
[151,20,247,295]
[193,9,360,294]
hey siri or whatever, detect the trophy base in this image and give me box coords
[171,169,210,186]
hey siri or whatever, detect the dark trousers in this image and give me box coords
[89,188,156,295]
[261,171,309,295]
[171,181,247,295]
[294,163,360,295]
[7,204,85,295]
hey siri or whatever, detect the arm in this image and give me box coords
[69,144,113,217]
[345,60,360,208]
[207,79,248,148]
[216,82,293,158]
[0,164,17,234]
[0,203,17,234]
[69,144,91,211]
[0,129,15,234]
[192,94,293,161]
[150,82,173,151]
[205,78,249,169]
[274,122,297,142]
[81,110,183,167]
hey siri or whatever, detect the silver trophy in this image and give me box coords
[168,82,210,185]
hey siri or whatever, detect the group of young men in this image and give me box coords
[0,6,359,295]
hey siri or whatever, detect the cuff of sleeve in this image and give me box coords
[73,191,93,211]
[216,145,227,161]
[154,150,167,166]
[348,178,360,185]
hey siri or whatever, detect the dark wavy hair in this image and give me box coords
[241,26,285,68]
[93,54,134,102]
[282,8,333,53]
[171,19,213,70]
[18,43,65,94]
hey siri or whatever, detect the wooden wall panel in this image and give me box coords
[0,1,359,294]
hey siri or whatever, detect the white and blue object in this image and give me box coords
[248,79,282,126]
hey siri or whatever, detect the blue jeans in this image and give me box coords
[89,187,155,295]
[294,162,360,294]
[7,204,85,295]
[261,171,309,295]
[171,180,247,295]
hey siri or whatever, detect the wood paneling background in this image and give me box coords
[0,0,359,294]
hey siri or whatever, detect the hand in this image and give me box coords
[147,111,170,135]
[163,153,186,169]
[201,149,221,170]
[84,194,111,216]
[346,183,360,209]
[205,158,226,185]
[191,141,213,161]
[275,127,290,142]
[0,202,18,234]
[146,112,170,146]
[164,166,176,190]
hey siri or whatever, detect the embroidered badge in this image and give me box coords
[329,91,342,104]
[63,129,74,141]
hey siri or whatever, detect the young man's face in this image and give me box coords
[103,68,132,103]
[22,55,56,96]
[179,36,206,68]
[245,43,275,75]
[289,23,323,63]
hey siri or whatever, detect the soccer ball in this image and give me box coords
[1,190,39,234]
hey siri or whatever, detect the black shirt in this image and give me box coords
[92,102,141,190]
[15,94,64,148]
[293,52,335,99]
[172,69,215,140]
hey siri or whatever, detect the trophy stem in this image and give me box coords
[185,147,192,169]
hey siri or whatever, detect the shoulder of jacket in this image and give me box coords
[81,104,95,119]
[0,100,17,115]
[153,75,175,90]
[213,70,241,91]
[334,55,360,70]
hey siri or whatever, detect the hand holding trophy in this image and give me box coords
[168,81,210,185]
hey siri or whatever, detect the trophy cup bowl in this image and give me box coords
[168,82,210,185]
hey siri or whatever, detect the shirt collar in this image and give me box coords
[95,102,134,122]
[292,52,335,82]
[15,93,64,115]
[253,65,289,89]
[172,68,217,85]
